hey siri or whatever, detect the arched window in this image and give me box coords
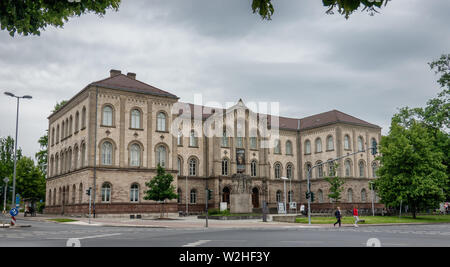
[344,135,350,150]
[69,116,73,135]
[75,111,79,132]
[130,184,139,203]
[101,141,113,165]
[102,105,113,126]
[328,161,335,176]
[48,190,52,207]
[359,161,365,177]
[348,188,353,203]
[101,183,111,203]
[274,163,282,179]
[315,138,322,153]
[345,159,351,177]
[73,146,79,170]
[189,130,198,147]
[55,154,59,175]
[49,156,54,177]
[177,157,183,175]
[251,160,257,177]
[51,128,55,145]
[130,143,141,167]
[276,190,282,203]
[372,162,378,178]
[177,130,183,146]
[81,106,86,129]
[80,143,86,168]
[79,183,83,204]
[67,148,72,172]
[286,164,293,179]
[156,145,166,168]
[222,130,229,147]
[286,141,293,155]
[274,139,281,154]
[72,184,76,204]
[177,188,182,204]
[61,121,65,139]
[157,112,166,131]
[250,137,257,149]
[327,136,334,151]
[317,161,323,178]
[318,190,323,203]
[190,189,197,204]
[305,163,312,179]
[288,191,294,203]
[131,109,141,129]
[189,158,197,176]
[361,189,367,202]
[305,140,311,154]
[56,125,60,143]
[358,136,364,152]
[222,158,229,176]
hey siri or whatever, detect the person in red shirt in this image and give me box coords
[353,206,360,227]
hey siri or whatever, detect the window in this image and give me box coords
[276,190,282,203]
[315,138,322,153]
[156,145,166,168]
[274,139,281,154]
[101,183,111,203]
[286,164,293,179]
[177,189,182,204]
[274,163,281,179]
[372,162,378,178]
[348,188,353,203]
[328,161,335,176]
[75,112,79,132]
[157,112,166,131]
[131,109,141,129]
[359,161,365,177]
[222,158,229,176]
[81,106,86,129]
[101,141,113,165]
[177,131,183,146]
[130,144,141,167]
[56,125,60,143]
[67,149,72,172]
[358,136,364,152]
[344,135,350,150]
[55,154,59,175]
[79,183,83,204]
[251,160,257,177]
[189,130,198,147]
[72,185,76,204]
[361,189,367,202]
[69,116,73,135]
[318,190,323,203]
[305,163,312,179]
[80,143,86,168]
[130,184,139,203]
[189,158,197,176]
[177,157,183,175]
[61,121,65,139]
[327,136,334,151]
[236,137,244,148]
[286,141,293,155]
[51,128,55,145]
[49,156,54,177]
[305,140,311,154]
[190,189,197,204]
[345,160,351,177]
[222,130,229,147]
[288,191,293,203]
[317,162,323,178]
[102,105,113,126]
[250,137,257,150]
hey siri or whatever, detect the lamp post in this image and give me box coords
[4,92,32,210]
[281,177,288,214]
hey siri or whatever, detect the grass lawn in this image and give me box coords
[47,218,79,223]
[295,215,450,224]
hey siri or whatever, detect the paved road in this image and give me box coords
[1,219,449,247]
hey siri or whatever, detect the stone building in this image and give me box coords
[45,70,383,216]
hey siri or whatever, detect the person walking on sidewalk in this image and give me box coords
[334,207,342,227]
[353,206,360,227]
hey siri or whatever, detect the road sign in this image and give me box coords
[10,208,18,217]
[277,202,286,214]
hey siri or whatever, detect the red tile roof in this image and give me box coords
[90,74,178,99]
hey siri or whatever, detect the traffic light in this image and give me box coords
[371,139,378,156]
[311,192,315,203]
[86,188,91,196]
[305,192,310,200]
[207,189,213,201]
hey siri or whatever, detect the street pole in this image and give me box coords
[3,178,8,213]
[186,176,188,215]
[93,87,99,218]
[307,169,311,224]
[205,188,208,228]
[371,182,375,216]
[88,188,92,224]
[281,177,288,215]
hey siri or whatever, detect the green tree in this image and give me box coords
[325,163,345,204]
[375,121,447,218]
[35,100,68,178]
[0,0,121,37]
[144,165,178,218]
[0,136,22,182]
[16,157,46,202]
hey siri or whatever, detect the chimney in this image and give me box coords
[110,69,121,77]
[127,72,136,80]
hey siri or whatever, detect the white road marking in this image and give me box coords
[182,240,211,247]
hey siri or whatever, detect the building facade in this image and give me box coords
[45,70,383,216]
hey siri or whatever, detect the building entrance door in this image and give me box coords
[252,187,259,208]
[222,187,230,205]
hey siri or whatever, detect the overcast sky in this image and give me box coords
[0,0,449,158]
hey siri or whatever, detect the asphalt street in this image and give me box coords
[1,219,449,247]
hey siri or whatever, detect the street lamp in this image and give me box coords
[4,92,32,210]
[281,177,288,214]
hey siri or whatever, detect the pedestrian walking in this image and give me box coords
[353,206,360,227]
[334,207,342,227]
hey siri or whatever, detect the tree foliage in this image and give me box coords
[16,156,46,201]
[144,165,178,218]
[325,163,345,203]
[0,0,121,36]
[0,136,22,184]
[252,0,391,20]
